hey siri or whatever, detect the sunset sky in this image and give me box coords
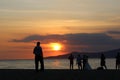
[0,0,120,59]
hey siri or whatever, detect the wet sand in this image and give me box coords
[0,69,120,80]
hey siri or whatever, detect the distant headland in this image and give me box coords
[46,48,120,59]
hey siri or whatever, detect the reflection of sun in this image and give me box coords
[50,43,62,51]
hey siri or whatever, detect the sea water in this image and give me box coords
[0,59,116,69]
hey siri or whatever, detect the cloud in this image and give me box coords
[11,34,65,43]
[107,31,120,34]
[12,35,45,42]
[11,33,120,52]
[11,33,120,46]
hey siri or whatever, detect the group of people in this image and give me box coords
[33,42,120,72]
[68,54,94,70]
[68,53,120,70]
[68,54,90,70]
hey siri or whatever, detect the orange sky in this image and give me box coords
[0,0,120,59]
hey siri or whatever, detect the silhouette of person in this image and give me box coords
[76,54,82,70]
[33,42,44,72]
[83,55,88,70]
[100,54,107,69]
[116,52,120,69]
[68,54,74,70]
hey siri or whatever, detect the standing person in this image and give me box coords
[100,54,107,69]
[116,53,120,69]
[33,42,44,72]
[76,54,82,70]
[68,54,74,70]
[83,55,87,70]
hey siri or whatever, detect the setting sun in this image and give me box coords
[50,43,62,51]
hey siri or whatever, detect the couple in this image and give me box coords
[76,54,91,70]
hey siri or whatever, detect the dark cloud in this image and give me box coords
[11,34,65,43]
[65,33,111,45]
[12,35,45,42]
[11,33,120,52]
[107,31,120,34]
[11,33,120,46]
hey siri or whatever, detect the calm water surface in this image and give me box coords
[0,59,116,69]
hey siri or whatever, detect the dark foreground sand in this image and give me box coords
[0,69,120,80]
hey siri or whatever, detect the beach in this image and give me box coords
[0,69,120,80]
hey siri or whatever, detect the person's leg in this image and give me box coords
[70,63,71,69]
[40,57,44,70]
[116,64,118,69]
[70,63,73,70]
[72,63,73,70]
[83,63,85,70]
[78,65,80,69]
[115,63,117,69]
[70,61,72,69]
[80,64,82,70]
[78,63,81,70]
[104,65,107,69]
[35,56,39,72]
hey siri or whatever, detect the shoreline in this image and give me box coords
[0,69,120,80]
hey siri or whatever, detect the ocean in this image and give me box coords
[0,59,116,69]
